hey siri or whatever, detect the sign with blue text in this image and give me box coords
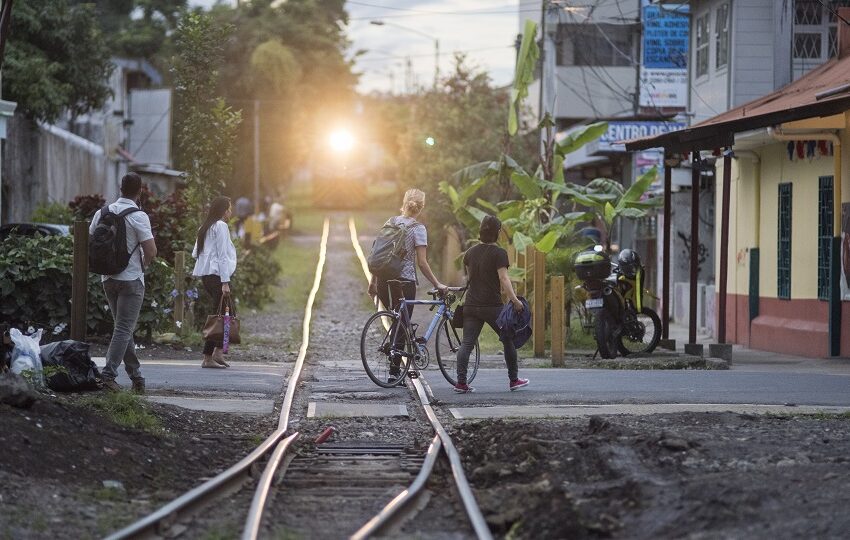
[588,121,687,153]
[639,3,689,109]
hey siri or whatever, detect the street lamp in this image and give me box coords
[370,20,440,90]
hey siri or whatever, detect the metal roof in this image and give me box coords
[625,55,850,152]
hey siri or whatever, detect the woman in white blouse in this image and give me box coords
[192,196,238,368]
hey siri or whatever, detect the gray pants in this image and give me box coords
[102,278,145,381]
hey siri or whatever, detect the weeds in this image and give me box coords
[79,392,163,433]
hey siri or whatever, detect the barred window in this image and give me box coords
[778,183,793,300]
[818,176,834,301]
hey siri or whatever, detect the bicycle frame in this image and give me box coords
[393,298,450,345]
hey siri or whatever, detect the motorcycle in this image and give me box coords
[575,246,661,359]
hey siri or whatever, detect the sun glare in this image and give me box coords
[328,129,355,152]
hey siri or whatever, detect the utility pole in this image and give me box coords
[538,0,546,124]
[434,38,440,89]
[253,99,260,209]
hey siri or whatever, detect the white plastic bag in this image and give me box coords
[10,328,44,386]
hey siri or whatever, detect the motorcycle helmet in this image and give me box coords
[618,248,641,278]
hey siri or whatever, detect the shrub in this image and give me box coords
[69,194,106,221]
[30,202,73,224]
[0,235,175,341]
[139,186,190,263]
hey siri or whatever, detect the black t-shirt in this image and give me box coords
[464,243,510,307]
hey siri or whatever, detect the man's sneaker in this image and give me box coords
[509,378,529,391]
[102,378,122,392]
[453,383,475,393]
[131,378,145,395]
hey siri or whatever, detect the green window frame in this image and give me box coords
[818,176,834,301]
[778,183,792,299]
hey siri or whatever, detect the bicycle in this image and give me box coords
[360,282,480,388]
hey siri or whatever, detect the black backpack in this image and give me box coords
[88,205,143,276]
[367,219,415,280]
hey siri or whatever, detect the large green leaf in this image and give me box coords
[563,211,594,221]
[498,202,525,222]
[551,153,565,206]
[458,175,490,206]
[509,19,539,136]
[513,230,533,253]
[586,177,625,197]
[476,198,500,213]
[623,197,664,209]
[534,229,561,253]
[604,202,617,225]
[619,207,648,219]
[456,207,481,233]
[555,121,608,156]
[438,181,459,208]
[467,206,489,223]
[618,166,658,209]
[510,171,543,199]
[452,160,500,185]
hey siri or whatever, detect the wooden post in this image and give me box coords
[70,221,88,341]
[689,156,701,344]
[718,152,732,344]
[533,249,546,357]
[550,275,565,367]
[174,251,186,334]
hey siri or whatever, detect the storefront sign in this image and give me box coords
[639,3,689,109]
[589,121,686,153]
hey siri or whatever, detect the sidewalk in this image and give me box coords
[668,322,850,375]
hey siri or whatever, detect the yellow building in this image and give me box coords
[627,50,850,358]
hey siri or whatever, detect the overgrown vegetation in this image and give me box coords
[79,391,163,433]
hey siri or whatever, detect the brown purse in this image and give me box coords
[202,294,241,345]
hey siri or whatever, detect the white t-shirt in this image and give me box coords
[191,221,238,282]
[89,198,154,284]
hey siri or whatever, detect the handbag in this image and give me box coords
[451,304,465,328]
[202,294,241,345]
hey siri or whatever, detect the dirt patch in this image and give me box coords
[454,413,850,539]
[0,394,273,538]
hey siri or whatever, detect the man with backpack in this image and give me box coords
[88,173,157,393]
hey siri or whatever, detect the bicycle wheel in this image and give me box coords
[361,311,413,388]
[435,318,479,386]
[617,307,661,355]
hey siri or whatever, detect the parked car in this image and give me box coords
[0,223,70,241]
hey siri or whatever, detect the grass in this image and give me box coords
[271,209,326,312]
[79,392,163,434]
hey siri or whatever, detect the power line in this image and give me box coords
[354,45,513,63]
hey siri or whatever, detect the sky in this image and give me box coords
[188,0,522,94]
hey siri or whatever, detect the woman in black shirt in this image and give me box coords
[455,216,528,393]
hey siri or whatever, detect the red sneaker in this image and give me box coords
[453,383,475,393]
[509,378,529,391]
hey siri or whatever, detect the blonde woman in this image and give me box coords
[369,189,447,380]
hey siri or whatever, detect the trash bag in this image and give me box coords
[9,328,44,386]
[39,340,102,392]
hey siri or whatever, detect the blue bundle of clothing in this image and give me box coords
[496,296,532,348]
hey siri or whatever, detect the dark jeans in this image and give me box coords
[202,275,224,356]
[102,278,145,381]
[376,278,416,374]
[457,305,518,384]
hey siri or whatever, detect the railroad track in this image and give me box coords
[105,215,491,540]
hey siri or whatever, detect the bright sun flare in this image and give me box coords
[328,129,355,152]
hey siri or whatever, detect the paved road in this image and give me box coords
[423,367,850,407]
[93,357,287,397]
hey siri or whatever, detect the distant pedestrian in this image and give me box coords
[368,188,447,383]
[192,196,237,368]
[454,216,528,393]
[89,173,157,393]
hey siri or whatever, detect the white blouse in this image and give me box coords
[192,221,237,282]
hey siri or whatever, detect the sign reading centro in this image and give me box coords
[589,121,686,153]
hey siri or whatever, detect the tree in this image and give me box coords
[210,0,356,195]
[3,0,112,123]
[171,11,242,244]
[80,0,187,59]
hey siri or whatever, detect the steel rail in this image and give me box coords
[350,435,443,539]
[106,217,331,540]
[242,433,300,540]
[347,217,493,540]
[241,217,331,539]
